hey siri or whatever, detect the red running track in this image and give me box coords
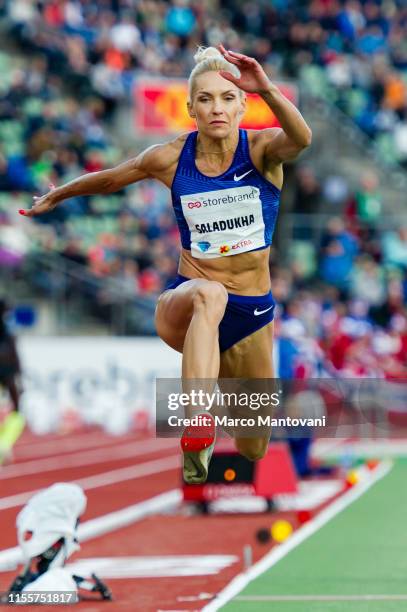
[0,429,343,611]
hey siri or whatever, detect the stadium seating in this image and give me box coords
[0,1,406,377]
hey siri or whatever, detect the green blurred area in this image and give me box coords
[225,460,407,611]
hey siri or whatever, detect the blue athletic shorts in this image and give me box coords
[164,274,275,353]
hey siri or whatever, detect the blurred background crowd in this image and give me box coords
[3,0,407,163]
[0,0,406,380]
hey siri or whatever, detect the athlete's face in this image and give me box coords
[188,71,246,137]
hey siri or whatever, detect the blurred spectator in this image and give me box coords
[382,227,407,270]
[354,170,383,228]
[320,217,359,290]
[350,255,386,306]
[166,0,197,37]
[293,165,322,215]
[0,299,26,461]
[0,300,21,413]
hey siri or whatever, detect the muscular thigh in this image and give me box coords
[155,278,223,353]
[218,322,276,447]
[154,286,193,352]
[219,321,274,378]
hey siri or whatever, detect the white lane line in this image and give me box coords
[311,437,350,459]
[235,595,407,601]
[66,555,238,578]
[315,438,407,458]
[15,430,102,447]
[202,460,393,612]
[0,489,182,571]
[0,454,180,511]
[16,430,116,449]
[14,432,138,459]
[0,438,177,480]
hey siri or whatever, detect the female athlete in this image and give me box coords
[20,46,312,483]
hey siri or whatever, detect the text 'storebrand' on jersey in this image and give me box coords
[185,186,258,211]
[180,185,266,259]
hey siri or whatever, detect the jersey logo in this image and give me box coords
[197,241,211,252]
[234,170,253,182]
[254,305,273,316]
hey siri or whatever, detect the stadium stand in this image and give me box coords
[0,0,406,375]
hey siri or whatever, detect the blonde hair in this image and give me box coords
[188,46,241,100]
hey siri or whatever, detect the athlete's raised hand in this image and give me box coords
[19,183,58,218]
[218,45,271,95]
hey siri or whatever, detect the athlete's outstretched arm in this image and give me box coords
[19,140,182,218]
[218,45,312,163]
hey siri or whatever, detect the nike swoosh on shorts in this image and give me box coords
[254,306,273,316]
[233,170,253,181]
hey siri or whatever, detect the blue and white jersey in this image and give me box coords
[171,129,281,259]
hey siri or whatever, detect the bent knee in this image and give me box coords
[235,438,269,462]
[193,281,228,318]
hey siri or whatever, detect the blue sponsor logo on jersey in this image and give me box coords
[198,241,211,252]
